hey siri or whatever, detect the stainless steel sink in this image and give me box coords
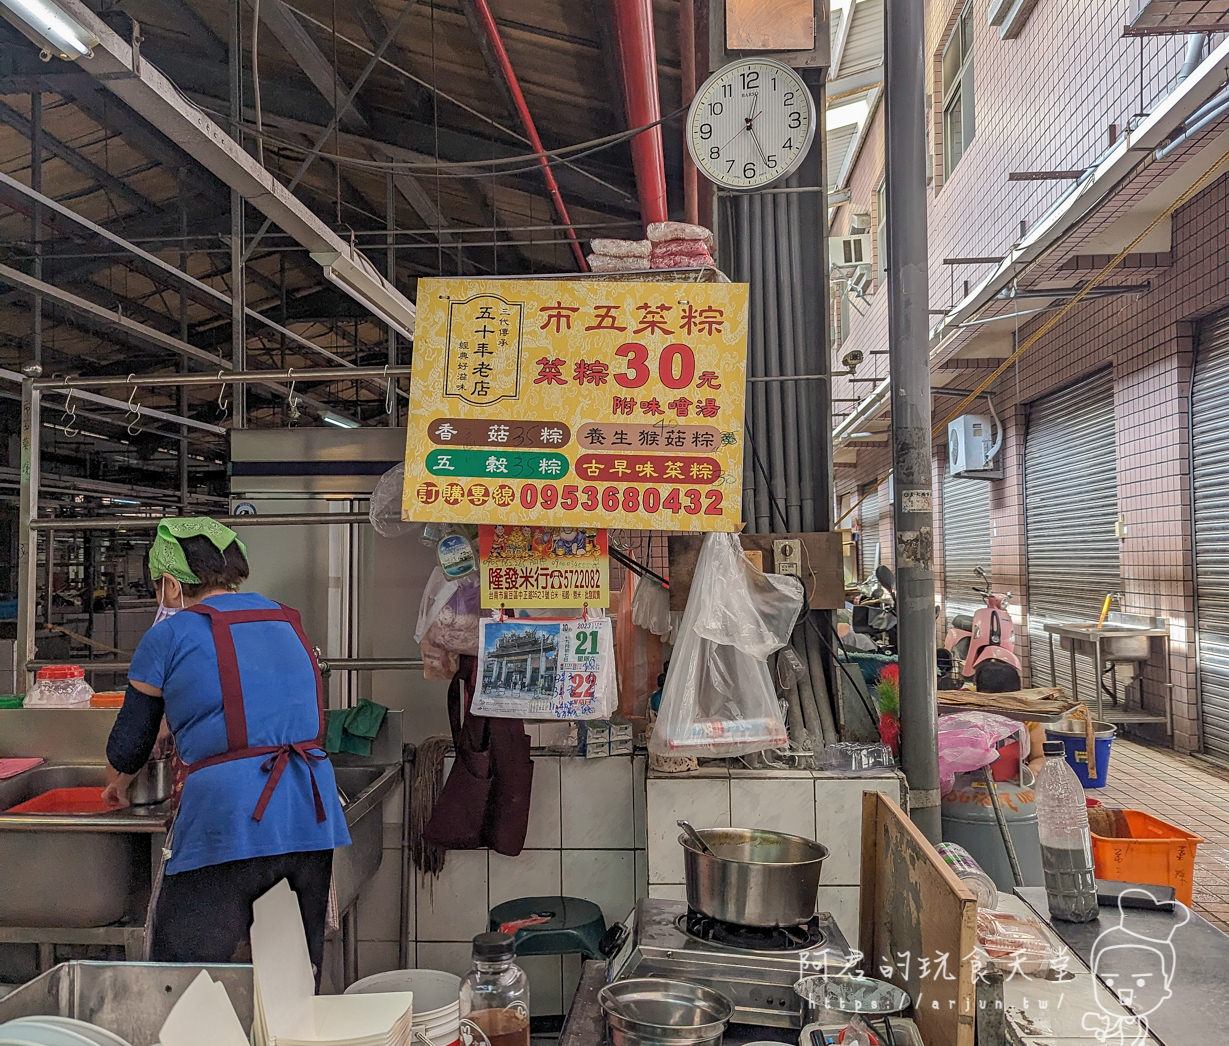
[331,762,401,914]
[0,764,163,928]
[1044,615,1167,662]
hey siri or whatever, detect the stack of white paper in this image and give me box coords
[250,880,414,1046]
[160,971,250,1046]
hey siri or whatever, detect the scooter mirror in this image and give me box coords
[875,565,896,591]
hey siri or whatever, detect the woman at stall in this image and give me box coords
[102,517,349,975]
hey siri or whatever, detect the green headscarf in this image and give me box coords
[148,517,248,585]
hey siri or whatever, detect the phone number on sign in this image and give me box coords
[520,483,723,515]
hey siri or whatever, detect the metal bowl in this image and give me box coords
[793,975,911,1025]
[600,978,734,1046]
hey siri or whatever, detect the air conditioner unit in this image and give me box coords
[830,234,871,268]
[850,212,871,234]
[948,413,1003,478]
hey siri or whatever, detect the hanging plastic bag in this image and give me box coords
[649,533,802,758]
[937,711,1022,793]
[631,575,672,639]
[369,464,417,538]
[415,567,481,680]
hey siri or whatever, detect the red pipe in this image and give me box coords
[468,0,588,271]
[610,0,669,227]
[679,0,698,226]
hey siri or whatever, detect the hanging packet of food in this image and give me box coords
[471,615,615,720]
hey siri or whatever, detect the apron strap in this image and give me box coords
[276,602,327,741]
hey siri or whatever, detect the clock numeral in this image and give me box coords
[743,161,757,180]
[708,101,725,116]
[788,111,803,129]
[771,76,777,90]
[783,137,794,150]
[740,70,759,91]
[721,83,733,98]
[699,122,713,141]
[709,146,720,160]
[726,159,736,174]
[784,90,796,106]
[766,155,778,170]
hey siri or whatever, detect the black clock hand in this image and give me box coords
[748,122,768,163]
[746,91,758,123]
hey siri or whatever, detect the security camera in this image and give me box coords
[841,349,865,374]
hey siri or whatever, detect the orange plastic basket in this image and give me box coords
[7,787,111,815]
[89,691,125,708]
[1091,809,1203,907]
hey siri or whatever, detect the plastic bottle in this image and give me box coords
[459,931,530,1046]
[25,665,93,707]
[936,841,1000,909]
[1036,739,1098,922]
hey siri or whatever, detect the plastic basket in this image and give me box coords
[7,787,111,815]
[1090,809,1203,907]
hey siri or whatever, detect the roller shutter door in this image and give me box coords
[859,484,880,579]
[1024,370,1121,695]
[942,474,992,625]
[1192,309,1229,758]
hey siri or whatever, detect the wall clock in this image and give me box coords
[685,58,817,191]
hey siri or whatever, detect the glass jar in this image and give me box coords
[459,932,530,1046]
[27,665,93,707]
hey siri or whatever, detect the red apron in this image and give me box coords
[183,602,329,824]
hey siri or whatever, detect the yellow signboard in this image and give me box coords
[402,278,748,532]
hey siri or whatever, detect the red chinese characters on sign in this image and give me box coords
[573,454,722,484]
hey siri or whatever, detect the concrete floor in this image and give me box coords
[1091,738,1229,932]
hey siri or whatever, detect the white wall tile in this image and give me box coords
[520,954,563,1016]
[814,777,902,885]
[416,849,489,941]
[634,850,649,902]
[382,822,401,849]
[382,783,404,826]
[562,850,636,928]
[647,884,689,902]
[561,756,635,848]
[416,941,474,979]
[356,941,400,983]
[730,777,817,839]
[632,756,647,849]
[359,846,408,943]
[523,757,562,849]
[646,776,730,884]
[816,886,863,951]
[488,849,563,909]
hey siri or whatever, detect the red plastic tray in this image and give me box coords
[7,786,111,814]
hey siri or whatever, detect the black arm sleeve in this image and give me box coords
[105,683,166,774]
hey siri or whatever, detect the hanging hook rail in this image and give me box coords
[60,388,79,438]
[34,364,416,392]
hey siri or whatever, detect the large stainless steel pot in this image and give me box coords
[680,827,829,927]
[129,757,172,806]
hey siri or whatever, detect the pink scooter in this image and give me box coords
[940,566,1022,692]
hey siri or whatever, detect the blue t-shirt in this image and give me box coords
[129,592,350,874]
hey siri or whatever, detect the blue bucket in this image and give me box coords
[1046,720,1116,789]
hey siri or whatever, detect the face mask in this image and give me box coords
[152,578,185,626]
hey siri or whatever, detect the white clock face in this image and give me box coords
[686,59,816,191]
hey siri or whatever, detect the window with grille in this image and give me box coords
[942,5,976,175]
[876,179,888,287]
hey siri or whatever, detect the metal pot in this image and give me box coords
[129,757,172,806]
[600,978,734,1046]
[680,827,829,927]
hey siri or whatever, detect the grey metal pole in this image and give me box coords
[17,378,40,693]
[230,0,247,429]
[386,172,398,428]
[885,0,941,841]
[30,91,42,371]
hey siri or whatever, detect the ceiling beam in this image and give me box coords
[159,0,228,64]
[0,100,157,216]
[352,0,429,116]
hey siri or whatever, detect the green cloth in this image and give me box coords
[325,699,389,756]
[148,517,247,584]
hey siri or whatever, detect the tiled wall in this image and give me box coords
[643,766,906,949]
[353,754,647,1016]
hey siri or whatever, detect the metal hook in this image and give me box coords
[383,364,395,415]
[216,370,229,418]
[126,374,137,413]
[61,389,79,438]
[286,380,301,425]
[127,403,143,437]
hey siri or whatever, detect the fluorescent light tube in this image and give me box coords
[321,412,360,429]
[0,0,99,60]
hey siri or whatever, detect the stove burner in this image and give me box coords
[678,908,827,953]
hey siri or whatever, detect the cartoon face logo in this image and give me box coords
[1095,945,1171,1015]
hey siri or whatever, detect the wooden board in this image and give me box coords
[936,687,1080,722]
[725,0,816,50]
[860,792,977,1046]
[667,531,844,611]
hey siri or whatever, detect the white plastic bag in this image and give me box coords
[649,533,802,758]
[415,567,481,680]
[368,464,416,538]
[631,576,672,639]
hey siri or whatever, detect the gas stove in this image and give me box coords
[608,899,856,1029]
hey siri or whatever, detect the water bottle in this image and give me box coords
[459,932,530,1046]
[936,842,999,909]
[1036,740,1098,922]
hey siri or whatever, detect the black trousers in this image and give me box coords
[150,849,333,982]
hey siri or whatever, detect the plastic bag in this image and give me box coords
[631,576,672,639]
[368,464,416,538]
[937,712,1022,793]
[976,908,1068,976]
[649,533,801,758]
[415,567,481,680]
